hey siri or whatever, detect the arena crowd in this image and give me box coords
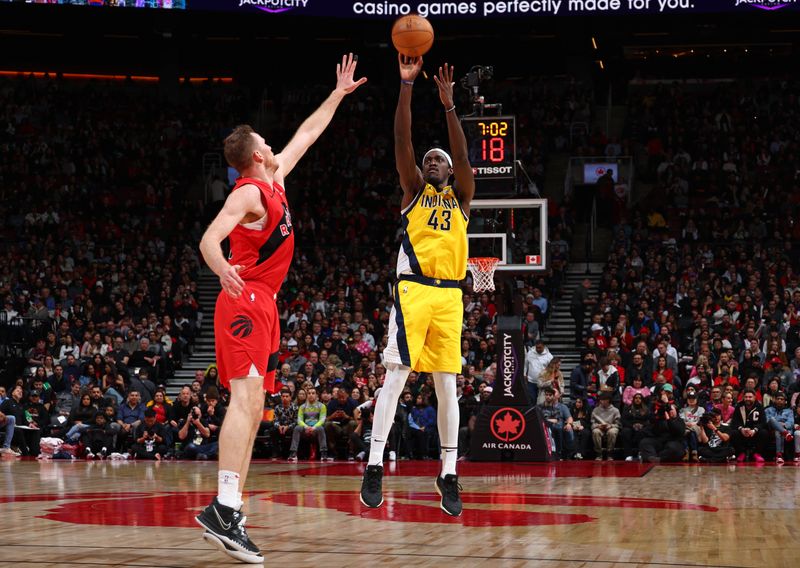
[2,74,798,466]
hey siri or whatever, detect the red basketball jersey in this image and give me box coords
[228,177,294,292]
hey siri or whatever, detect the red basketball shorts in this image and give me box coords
[214,280,280,393]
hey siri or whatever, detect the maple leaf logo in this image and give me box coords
[495,412,520,439]
[492,409,524,442]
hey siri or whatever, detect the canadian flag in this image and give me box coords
[525,255,541,265]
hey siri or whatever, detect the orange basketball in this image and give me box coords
[391,14,434,58]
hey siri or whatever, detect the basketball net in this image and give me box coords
[467,257,500,293]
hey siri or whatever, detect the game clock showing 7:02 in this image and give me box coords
[461,116,516,179]
[460,116,516,182]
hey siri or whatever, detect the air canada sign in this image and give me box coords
[487,407,531,450]
[470,317,553,461]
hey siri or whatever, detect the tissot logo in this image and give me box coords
[475,166,513,175]
[239,0,310,13]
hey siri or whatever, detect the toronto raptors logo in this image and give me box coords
[231,315,254,338]
[7,488,717,529]
[490,407,525,443]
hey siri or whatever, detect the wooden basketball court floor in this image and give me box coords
[1,458,798,568]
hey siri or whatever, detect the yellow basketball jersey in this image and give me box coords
[397,183,468,281]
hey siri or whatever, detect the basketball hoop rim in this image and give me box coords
[467,257,500,293]
[467,257,501,269]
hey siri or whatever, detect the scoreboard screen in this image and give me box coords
[461,115,516,196]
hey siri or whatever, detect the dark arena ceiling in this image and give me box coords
[0,1,798,85]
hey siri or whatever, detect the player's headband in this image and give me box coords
[423,148,453,168]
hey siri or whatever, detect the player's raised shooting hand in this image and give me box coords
[398,53,423,83]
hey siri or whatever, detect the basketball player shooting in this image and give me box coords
[360,54,475,517]
[195,54,366,564]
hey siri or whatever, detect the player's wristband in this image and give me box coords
[445,105,456,113]
[401,80,414,86]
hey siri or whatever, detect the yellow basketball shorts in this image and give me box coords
[384,276,463,374]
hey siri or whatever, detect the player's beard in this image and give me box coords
[423,169,446,188]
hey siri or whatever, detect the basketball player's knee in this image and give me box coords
[248,396,264,421]
[386,363,411,373]
[250,409,263,429]
[433,372,457,393]
[231,381,265,420]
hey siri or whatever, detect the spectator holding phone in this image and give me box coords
[179,404,215,460]
[351,405,374,462]
[638,385,686,463]
[697,409,735,462]
[324,387,357,460]
[131,408,168,460]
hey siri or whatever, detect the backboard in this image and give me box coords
[467,198,548,273]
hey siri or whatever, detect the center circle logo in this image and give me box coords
[489,407,525,442]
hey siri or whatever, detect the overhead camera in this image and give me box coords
[460,65,494,90]
[460,65,500,116]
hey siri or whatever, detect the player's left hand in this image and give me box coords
[335,53,367,94]
[221,264,245,299]
[433,63,455,109]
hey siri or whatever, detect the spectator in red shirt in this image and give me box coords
[591,324,608,351]
[289,291,310,313]
[147,390,172,424]
[714,364,740,390]
[653,355,674,385]
[736,377,763,404]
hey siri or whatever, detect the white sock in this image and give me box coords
[217,470,240,509]
[368,364,410,467]
[433,372,459,477]
[237,491,243,511]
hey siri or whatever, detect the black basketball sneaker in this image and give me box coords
[196,498,263,564]
[360,464,384,508]
[435,474,463,517]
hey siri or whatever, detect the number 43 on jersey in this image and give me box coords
[427,210,452,231]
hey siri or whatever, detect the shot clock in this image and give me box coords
[461,115,516,197]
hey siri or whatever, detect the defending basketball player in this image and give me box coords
[360,55,474,516]
[195,54,366,564]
